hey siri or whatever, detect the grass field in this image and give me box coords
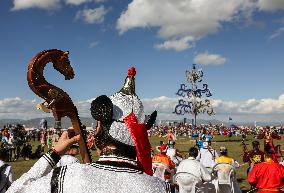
[7,134,284,192]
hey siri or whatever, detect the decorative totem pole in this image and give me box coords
[173,64,214,127]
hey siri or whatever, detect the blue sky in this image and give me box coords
[1,0,284,122]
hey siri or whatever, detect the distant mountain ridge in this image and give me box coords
[0,117,96,128]
[1,117,283,128]
[162,119,284,127]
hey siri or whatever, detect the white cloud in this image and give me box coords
[117,0,255,51]
[269,27,284,39]
[258,0,284,11]
[0,97,47,119]
[65,0,90,6]
[75,5,108,24]
[193,52,227,66]
[142,95,284,122]
[117,0,284,51]
[64,0,106,6]
[12,0,60,10]
[155,36,195,52]
[217,95,284,114]
[2,94,284,122]
[0,97,93,120]
[89,41,99,48]
[12,0,107,10]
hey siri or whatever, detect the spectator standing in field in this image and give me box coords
[258,126,281,162]
[46,132,52,149]
[201,129,213,142]
[164,130,176,144]
[40,131,46,149]
[22,143,32,161]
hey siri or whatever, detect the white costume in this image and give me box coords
[196,144,219,193]
[166,147,182,165]
[196,147,219,172]
[56,154,80,167]
[7,152,171,193]
[175,157,211,193]
[0,160,13,193]
[8,67,171,193]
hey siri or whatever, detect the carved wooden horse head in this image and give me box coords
[53,51,74,80]
[27,49,91,163]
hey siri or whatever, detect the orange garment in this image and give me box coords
[166,133,175,141]
[152,153,176,169]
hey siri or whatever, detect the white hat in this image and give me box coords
[109,67,144,146]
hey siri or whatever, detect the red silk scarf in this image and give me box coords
[123,112,153,176]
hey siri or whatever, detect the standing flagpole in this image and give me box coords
[228,116,233,132]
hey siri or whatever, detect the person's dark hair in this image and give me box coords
[252,141,260,149]
[90,95,113,124]
[70,144,79,149]
[220,146,228,156]
[264,143,273,154]
[265,153,272,159]
[188,147,199,158]
[90,95,136,159]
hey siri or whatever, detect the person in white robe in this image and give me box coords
[175,147,211,193]
[166,141,183,166]
[196,141,219,172]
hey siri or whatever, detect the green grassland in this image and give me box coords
[7,135,284,192]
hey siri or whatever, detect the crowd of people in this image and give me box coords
[148,123,284,139]
[0,124,38,163]
[0,67,283,193]
[0,121,283,193]
[153,124,284,193]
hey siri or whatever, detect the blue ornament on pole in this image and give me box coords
[173,64,214,127]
